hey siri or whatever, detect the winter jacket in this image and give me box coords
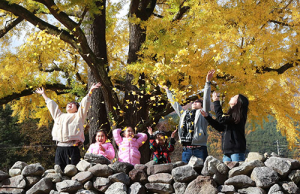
[205,101,247,154]
[166,82,211,146]
[149,135,175,164]
[46,95,91,143]
[113,128,148,165]
[87,142,115,160]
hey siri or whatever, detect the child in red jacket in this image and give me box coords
[147,126,177,164]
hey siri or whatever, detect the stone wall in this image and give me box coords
[0,152,300,194]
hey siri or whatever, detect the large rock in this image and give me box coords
[110,162,134,174]
[21,163,45,176]
[213,171,228,185]
[43,173,63,183]
[134,164,147,172]
[0,171,9,182]
[184,175,217,194]
[148,173,173,184]
[76,160,91,172]
[217,185,235,194]
[84,153,111,164]
[25,178,54,194]
[173,182,187,194]
[201,156,222,176]
[76,189,98,194]
[224,175,255,189]
[237,187,266,194]
[108,172,130,186]
[268,184,284,194]
[228,160,264,178]
[173,161,186,168]
[128,169,148,184]
[56,180,83,193]
[0,188,25,194]
[84,181,92,190]
[281,181,300,194]
[93,177,111,193]
[188,156,204,173]
[11,161,28,170]
[217,163,229,175]
[105,182,127,194]
[64,165,78,177]
[288,169,300,184]
[72,171,93,184]
[25,176,41,188]
[0,175,26,189]
[145,183,174,194]
[171,165,198,183]
[245,152,265,162]
[147,163,173,175]
[128,182,146,194]
[285,158,300,170]
[264,157,292,177]
[88,164,113,177]
[251,167,279,189]
[9,169,22,177]
[224,161,239,170]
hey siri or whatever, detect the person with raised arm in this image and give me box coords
[35,82,101,170]
[159,70,215,163]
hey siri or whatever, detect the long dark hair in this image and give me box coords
[92,129,108,143]
[227,94,249,124]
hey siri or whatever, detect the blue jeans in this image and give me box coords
[182,146,208,163]
[223,153,245,162]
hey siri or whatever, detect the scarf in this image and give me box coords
[180,109,196,143]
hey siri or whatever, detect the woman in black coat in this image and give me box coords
[200,92,249,162]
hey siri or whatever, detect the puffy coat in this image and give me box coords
[87,142,115,160]
[113,128,147,165]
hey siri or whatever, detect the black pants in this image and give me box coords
[55,146,81,171]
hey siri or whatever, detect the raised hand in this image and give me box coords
[99,143,105,152]
[35,87,45,95]
[212,91,220,102]
[206,69,215,82]
[147,126,153,135]
[171,128,178,138]
[199,109,208,117]
[88,82,101,96]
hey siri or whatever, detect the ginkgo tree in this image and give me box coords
[0,0,300,163]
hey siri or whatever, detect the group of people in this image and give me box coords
[35,69,249,170]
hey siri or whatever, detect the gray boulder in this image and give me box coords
[84,153,111,164]
[213,171,228,185]
[228,160,264,178]
[148,173,173,184]
[83,181,93,190]
[238,187,266,194]
[93,177,111,193]
[217,163,229,175]
[22,163,45,176]
[264,157,292,177]
[25,176,40,188]
[188,156,204,172]
[110,162,134,174]
[76,160,91,172]
[64,165,78,177]
[88,164,113,177]
[11,161,28,170]
[184,175,217,194]
[9,169,22,177]
[108,172,130,186]
[147,163,173,175]
[251,167,279,189]
[56,180,83,193]
[76,189,98,194]
[173,161,186,168]
[171,165,198,183]
[288,169,300,184]
[54,165,63,174]
[105,182,127,194]
[281,181,300,194]
[25,178,53,194]
[0,175,26,189]
[145,183,174,194]
[217,185,235,194]
[245,152,265,162]
[72,171,93,184]
[128,169,148,184]
[0,188,25,194]
[173,182,187,194]
[128,182,146,194]
[224,175,255,189]
[134,164,147,172]
[201,156,222,176]
[43,173,63,183]
[268,184,284,194]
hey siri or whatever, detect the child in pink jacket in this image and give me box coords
[87,130,115,160]
[113,127,147,165]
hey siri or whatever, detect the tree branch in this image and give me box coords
[258,60,300,74]
[268,20,290,27]
[0,83,71,105]
[172,0,190,22]
[0,17,23,38]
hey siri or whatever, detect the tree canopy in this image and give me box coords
[0,0,300,150]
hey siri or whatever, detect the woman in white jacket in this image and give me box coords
[35,82,101,170]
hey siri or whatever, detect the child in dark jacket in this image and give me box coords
[147,126,177,164]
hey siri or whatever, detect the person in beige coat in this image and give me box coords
[35,82,101,170]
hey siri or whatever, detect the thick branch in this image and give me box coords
[269,20,290,27]
[172,0,190,21]
[0,83,71,105]
[258,60,300,74]
[0,17,23,38]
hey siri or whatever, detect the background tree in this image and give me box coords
[0,0,300,165]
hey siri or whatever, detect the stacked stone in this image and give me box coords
[0,152,300,193]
